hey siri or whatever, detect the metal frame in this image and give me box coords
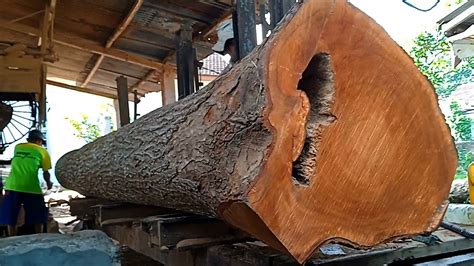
[232,0,257,60]
[176,23,195,100]
[69,198,474,266]
[133,90,139,121]
[269,0,295,29]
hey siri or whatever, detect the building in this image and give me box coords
[198,53,229,87]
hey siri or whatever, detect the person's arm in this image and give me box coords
[43,171,53,190]
[41,149,53,190]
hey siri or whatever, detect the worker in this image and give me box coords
[0,129,52,236]
[468,162,474,204]
[212,19,238,71]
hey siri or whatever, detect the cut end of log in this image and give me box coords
[55,0,457,264]
[218,0,457,263]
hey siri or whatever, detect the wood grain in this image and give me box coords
[56,0,456,263]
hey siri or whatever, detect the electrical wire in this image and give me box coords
[402,0,440,12]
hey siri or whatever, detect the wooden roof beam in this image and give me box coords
[0,18,164,70]
[82,0,144,87]
[162,11,232,64]
[46,80,140,101]
[46,80,117,99]
[130,69,158,92]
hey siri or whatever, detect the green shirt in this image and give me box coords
[5,143,51,194]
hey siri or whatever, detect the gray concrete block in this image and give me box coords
[0,230,119,266]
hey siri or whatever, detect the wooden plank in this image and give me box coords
[0,28,38,46]
[0,55,43,94]
[82,55,104,86]
[148,214,247,248]
[105,0,143,48]
[46,79,118,99]
[69,197,117,217]
[86,81,144,100]
[100,57,149,80]
[0,18,165,69]
[101,222,168,264]
[139,80,160,93]
[47,65,82,80]
[130,69,158,92]
[94,204,173,225]
[161,68,176,105]
[91,68,141,88]
[82,0,144,87]
[123,28,175,50]
[142,1,214,24]
[113,38,170,60]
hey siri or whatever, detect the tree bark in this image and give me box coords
[56,0,457,263]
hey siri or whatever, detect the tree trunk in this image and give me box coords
[56,0,457,263]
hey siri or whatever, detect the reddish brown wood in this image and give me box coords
[56,0,457,263]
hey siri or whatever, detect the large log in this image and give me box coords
[56,0,457,263]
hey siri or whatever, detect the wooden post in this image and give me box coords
[112,99,121,127]
[176,23,194,100]
[161,69,176,106]
[116,76,130,127]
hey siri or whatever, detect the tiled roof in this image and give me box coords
[199,53,229,76]
[451,83,474,111]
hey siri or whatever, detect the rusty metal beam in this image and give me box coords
[82,0,144,87]
[0,18,164,70]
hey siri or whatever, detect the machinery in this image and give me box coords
[0,45,47,154]
[0,0,56,154]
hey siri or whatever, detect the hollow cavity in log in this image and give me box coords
[292,53,336,186]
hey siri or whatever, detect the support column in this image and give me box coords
[233,0,257,60]
[161,69,176,106]
[133,90,140,121]
[176,23,194,100]
[269,0,295,29]
[116,76,130,127]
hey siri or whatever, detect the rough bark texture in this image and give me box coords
[56,0,457,263]
[449,179,469,203]
[58,49,269,216]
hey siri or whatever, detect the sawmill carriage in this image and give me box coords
[1,0,474,265]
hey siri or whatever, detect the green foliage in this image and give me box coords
[410,27,474,180]
[66,114,101,143]
[449,101,472,141]
[446,0,467,7]
[455,147,473,179]
[410,31,474,99]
